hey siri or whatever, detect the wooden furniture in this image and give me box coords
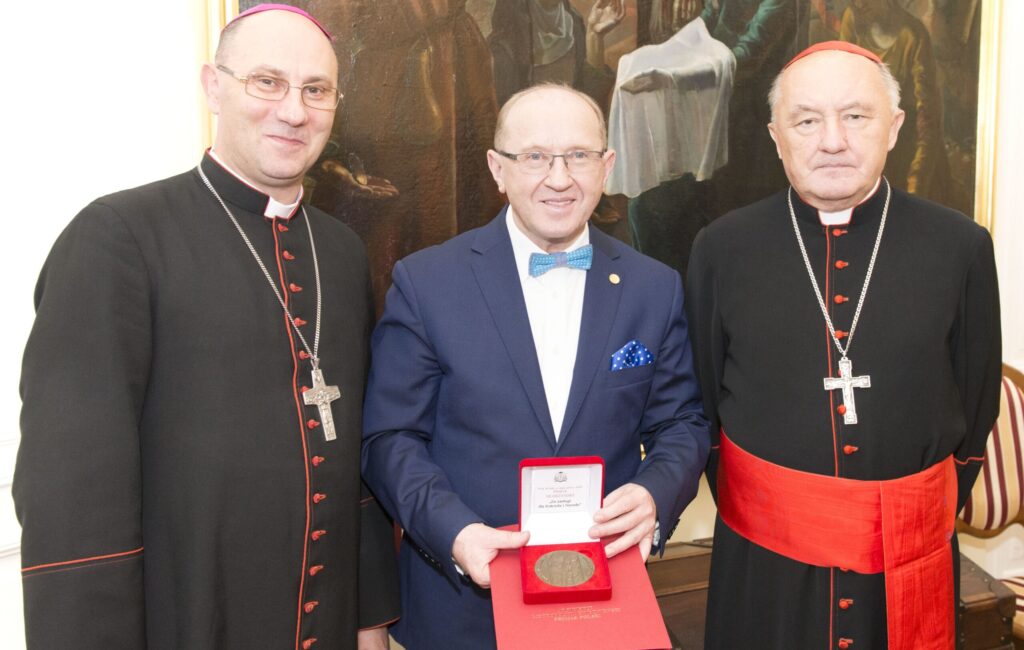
[646,540,711,649]
[959,553,1016,650]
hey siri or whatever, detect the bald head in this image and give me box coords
[215,8,337,67]
[494,84,607,151]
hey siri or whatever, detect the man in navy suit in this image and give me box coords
[362,84,710,649]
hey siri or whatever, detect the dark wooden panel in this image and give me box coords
[959,553,1015,650]
[647,541,711,650]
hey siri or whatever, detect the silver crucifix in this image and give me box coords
[823,357,871,425]
[304,368,341,441]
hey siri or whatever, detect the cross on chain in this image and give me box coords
[304,368,341,442]
[823,357,871,425]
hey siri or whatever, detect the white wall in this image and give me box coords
[0,2,209,647]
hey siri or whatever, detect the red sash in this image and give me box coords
[717,432,956,650]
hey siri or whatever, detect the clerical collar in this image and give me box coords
[815,178,882,226]
[791,177,887,228]
[506,205,590,282]
[203,149,303,220]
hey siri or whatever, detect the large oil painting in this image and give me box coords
[231,0,992,306]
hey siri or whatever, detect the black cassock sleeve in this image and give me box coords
[685,226,726,501]
[14,201,150,648]
[950,226,1002,511]
[357,481,401,630]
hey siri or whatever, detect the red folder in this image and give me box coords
[491,529,671,650]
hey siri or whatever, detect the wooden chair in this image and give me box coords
[958,364,1024,642]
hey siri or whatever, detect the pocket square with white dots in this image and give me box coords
[610,340,655,371]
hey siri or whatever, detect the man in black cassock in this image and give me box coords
[13,5,399,649]
[687,41,1001,650]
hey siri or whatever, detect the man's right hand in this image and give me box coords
[451,523,530,588]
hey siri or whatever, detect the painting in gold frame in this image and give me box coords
[209,0,1001,296]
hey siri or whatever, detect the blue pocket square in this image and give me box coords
[610,340,655,371]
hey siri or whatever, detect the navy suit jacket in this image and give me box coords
[362,209,709,649]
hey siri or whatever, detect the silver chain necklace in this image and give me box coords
[787,180,891,425]
[197,164,341,441]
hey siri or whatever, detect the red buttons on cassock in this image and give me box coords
[311,530,327,541]
[312,456,325,467]
[834,294,849,304]
[294,317,308,327]
[832,228,848,237]
[289,283,303,293]
[837,404,847,416]
[835,330,848,340]
[835,260,849,269]
[308,419,320,430]
[309,564,324,576]
[283,250,296,260]
[843,445,859,455]
[304,601,319,614]
[302,639,317,649]
[838,639,853,649]
[313,493,327,503]
[299,350,311,360]
[839,598,854,610]
[301,386,311,393]
[278,222,289,233]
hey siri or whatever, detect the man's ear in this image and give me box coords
[887,109,906,152]
[767,122,782,159]
[486,149,507,194]
[200,63,222,115]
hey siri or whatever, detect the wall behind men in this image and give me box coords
[0,1,210,647]
[0,1,1021,648]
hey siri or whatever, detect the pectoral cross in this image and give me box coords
[823,357,871,425]
[304,368,341,441]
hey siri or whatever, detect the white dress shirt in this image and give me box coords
[506,208,589,440]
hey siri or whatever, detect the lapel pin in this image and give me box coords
[609,273,620,285]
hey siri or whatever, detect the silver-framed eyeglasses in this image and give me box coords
[216,64,343,111]
[496,150,606,175]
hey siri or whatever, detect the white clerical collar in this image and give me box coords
[506,205,590,282]
[208,148,303,220]
[817,177,882,226]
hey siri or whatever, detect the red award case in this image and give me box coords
[519,456,611,604]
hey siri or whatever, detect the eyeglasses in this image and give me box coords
[496,150,606,175]
[216,64,343,111]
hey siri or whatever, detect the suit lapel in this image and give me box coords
[555,228,622,452]
[470,210,557,448]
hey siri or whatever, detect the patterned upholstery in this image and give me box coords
[958,371,1024,640]
[960,376,1024,531]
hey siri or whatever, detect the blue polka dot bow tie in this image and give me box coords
[610,340,655,371]
[528,245,593,277]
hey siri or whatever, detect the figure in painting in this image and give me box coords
[840,0,951,205]
[488,0,624,109]
[609,1,735,278]
[302,0,504,311]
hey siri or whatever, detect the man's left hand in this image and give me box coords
[588,483,657,561]
[357,626,390,650]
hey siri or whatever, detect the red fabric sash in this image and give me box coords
[717,432,956,650]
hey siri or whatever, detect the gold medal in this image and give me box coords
[534,550,596,587]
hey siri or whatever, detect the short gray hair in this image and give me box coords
[767,56,901,122]
[494,83,607,149]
